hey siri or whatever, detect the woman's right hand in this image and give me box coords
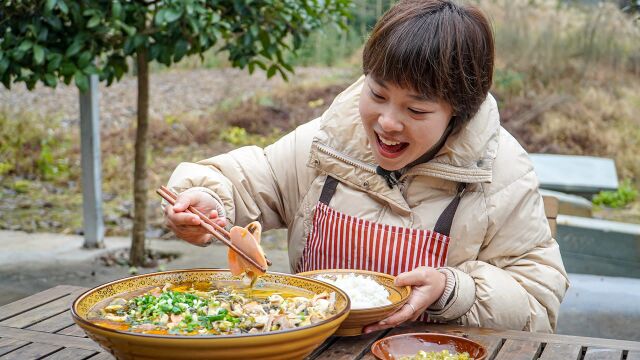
[164,190,227,246]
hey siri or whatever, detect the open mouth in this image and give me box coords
[376,133,409,158]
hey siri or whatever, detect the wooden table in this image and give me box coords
[2,285,640,360]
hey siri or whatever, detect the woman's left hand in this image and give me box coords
[363,266,446,333]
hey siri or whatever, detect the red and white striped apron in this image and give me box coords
[297,176,466,319]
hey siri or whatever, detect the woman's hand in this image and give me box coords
[363,266,446,333]
[164,190,227,246]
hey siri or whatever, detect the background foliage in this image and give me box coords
[0,0,352,91]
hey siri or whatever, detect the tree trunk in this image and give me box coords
[130,48,149,267]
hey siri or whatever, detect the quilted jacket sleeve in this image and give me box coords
[428,169,569,332]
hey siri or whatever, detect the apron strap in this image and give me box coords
[433,183,468,237]
[319,175,466,237]
[319,175,339,205]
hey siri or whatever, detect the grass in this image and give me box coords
[0,74,355,237]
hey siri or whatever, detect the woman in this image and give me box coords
[164,0,569,333]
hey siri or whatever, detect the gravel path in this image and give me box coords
[0,67,352,128]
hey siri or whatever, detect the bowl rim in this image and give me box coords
[71,268,351,340]
[370,332,488,360]
[296,268,412,313]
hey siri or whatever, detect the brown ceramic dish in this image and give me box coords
[371,333,487,360]
[71,269,350,360]
[296,269,411,336]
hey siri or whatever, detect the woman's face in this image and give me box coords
[359,76,453,171]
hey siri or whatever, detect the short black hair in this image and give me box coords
[363,0,495,128]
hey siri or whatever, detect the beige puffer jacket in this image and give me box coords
[168,76,569,333]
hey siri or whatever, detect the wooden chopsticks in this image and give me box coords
[157,185,270,272]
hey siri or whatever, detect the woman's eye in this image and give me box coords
[409,108,429,115]
[371,90,385,100]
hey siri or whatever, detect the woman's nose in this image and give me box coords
[378,112,403,132]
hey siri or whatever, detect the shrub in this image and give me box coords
[592,180,638,208]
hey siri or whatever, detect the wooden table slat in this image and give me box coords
[626,351,640,360]
[305,336,338,360]
[0,289,86,329]
[56,324,88,338]
[40,347,97,360]
[493,339,541,360]
[27,312,75,334]
[0,342,61,360]
[0,338,29,357]
[626,350,640,360]
[0,286,84,322]
[467,334,503,359]
[86,352,115,360]
[415,324,640,352]
[583,348,623,360]
[0,326,102,352]
[538,343,582,360]
[313,331,390,360]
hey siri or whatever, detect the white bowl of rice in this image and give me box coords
[296,269,411,336]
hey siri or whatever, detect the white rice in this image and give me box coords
[314,273,391,309]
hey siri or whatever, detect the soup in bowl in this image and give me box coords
[71,269,350,360]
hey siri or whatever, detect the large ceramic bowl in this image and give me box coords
[371,333,487,360]
[71,269,350,360]
[297,269,411,336]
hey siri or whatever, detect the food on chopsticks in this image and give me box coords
[92,282,337,336]
[400,350,472,360]
[313,273,391,309]
[228,221,268,283]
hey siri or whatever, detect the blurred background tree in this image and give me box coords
[0,0,351,266]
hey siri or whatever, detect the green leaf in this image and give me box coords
[154,9,167,27]
[18,40,33,53]
[58,0,68,14]
[46,53,63,72]
[132,34,146,48]
[33,45,45,65]
[83,64,98,75]
[45,0,57,12]
[37,27,49,42]
[66,40,83,57]
[281,61,293,73]
[149,44,161,60]
[60,61,76,76]
[44,73,57,87]
[78,51,92,69]
[120,23,137,37]
[259,30,270,50]
[45,16,62,31]
[112,1,122,19]
[87,16,101,28]
[0,58,9,75]
[1,72,12,89]
[277,66,289,81]
[164,8,183,23]
[74,71,88,92]
[266,65,277,78]
[123,37,135,55]
[174,40,189,62]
